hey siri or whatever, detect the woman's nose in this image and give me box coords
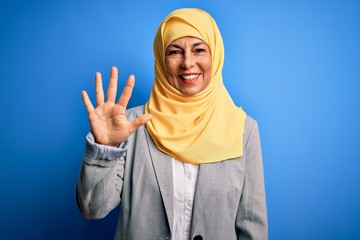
[181,52,194,69]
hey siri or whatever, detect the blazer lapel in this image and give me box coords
[192,162,220,217]
[144,129,174,234]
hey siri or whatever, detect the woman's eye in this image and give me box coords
[168,50,182,55]
[194,48,206,54]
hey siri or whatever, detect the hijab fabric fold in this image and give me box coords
[145,8,246,164]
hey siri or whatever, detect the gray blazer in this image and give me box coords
[77,106,268,240]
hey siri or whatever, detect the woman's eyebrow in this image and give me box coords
[167,42,207,49]
[167,44,182,49]
[193,42,206,47]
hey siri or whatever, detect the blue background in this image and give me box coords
[1,0,359,239]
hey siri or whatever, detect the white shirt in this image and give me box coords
[172,158,199,240]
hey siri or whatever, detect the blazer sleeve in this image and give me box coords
[236,119,268,239]
[76,132,127,220]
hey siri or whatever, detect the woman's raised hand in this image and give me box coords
[81,66,152,147]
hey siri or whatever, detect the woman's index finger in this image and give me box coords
[118,74,135,108]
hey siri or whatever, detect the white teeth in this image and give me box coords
[182,74,198,80]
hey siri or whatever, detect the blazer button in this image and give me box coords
[193,235,203,240]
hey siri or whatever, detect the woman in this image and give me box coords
[77,8,268,240]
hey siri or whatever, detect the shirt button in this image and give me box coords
[193,235,203,240]
[186,200,192,207]
[186,173,191,179]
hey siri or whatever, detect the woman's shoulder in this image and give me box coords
[244,114,259,140]
[245,114,257,129]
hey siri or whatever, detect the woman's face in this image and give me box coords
[165,37,212,96]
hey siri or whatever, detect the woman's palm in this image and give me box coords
[82,67,152,147]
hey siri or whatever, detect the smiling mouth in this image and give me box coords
[179,74,200,83]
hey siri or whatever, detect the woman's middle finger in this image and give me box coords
[107,66,118,103]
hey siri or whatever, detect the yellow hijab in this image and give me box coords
[145,8,246,164]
